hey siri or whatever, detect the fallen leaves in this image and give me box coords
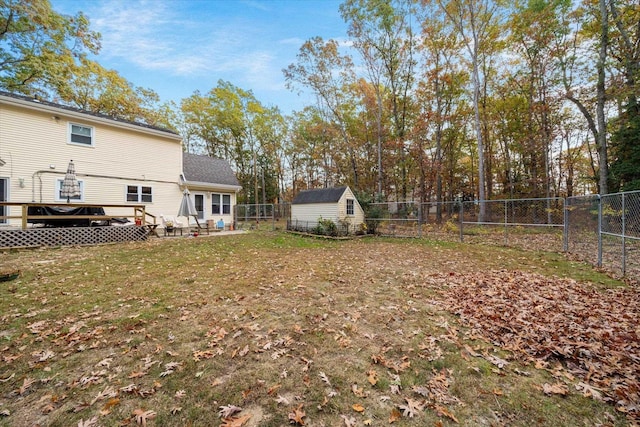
[133,409,156,426]
[77,417,98,427]
[366,369,378,386]
[398,398,424,418]
[541,382,569,396]
[220,414,251,427]
[388,408,402,423]
[288,404,306,425]
[442,269,640,419]
[218,404,243,419]
[17,377,36,395]
[352,403,365,412]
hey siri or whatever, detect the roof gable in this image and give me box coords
[292,187,349,204]
[182,153,240,187]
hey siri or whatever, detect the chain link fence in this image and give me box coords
[460,198,565,252]
[565,195,601,267]
[234,204,277,231]
[366,202,423,237]
[600,191,640,279]
[273,191,638,281]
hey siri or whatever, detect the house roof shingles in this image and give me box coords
[0,90,179,136]
[182,152,240,187]
[292,187,348,204]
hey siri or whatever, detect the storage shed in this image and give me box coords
[291,186,365,234]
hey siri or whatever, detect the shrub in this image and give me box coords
[318,218,338,236]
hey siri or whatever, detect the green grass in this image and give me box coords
[0,231,633,426]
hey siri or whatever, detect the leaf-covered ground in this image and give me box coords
[0,233,637,426]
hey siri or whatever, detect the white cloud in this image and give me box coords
[53,0,349,112]
[88,0,271,79]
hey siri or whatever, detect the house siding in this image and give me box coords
[180,190,237,227]
[0,100,183,226]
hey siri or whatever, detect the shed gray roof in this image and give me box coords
[182,153,240,187]
[292,187,349,204]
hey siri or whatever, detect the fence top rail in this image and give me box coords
[600,189,640,198]
[601,231,640,240]
[237,203,274,208]
[462,221,564,227]
[463,197,565,204]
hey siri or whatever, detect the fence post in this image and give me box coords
[459,202,464,242]
[597,195,603,268]
[622,193,626,275]
[504,199,508,246]
[562,198,568,252]
[418,203,422,239]
[271,204,275,231]
[21,204,28,230]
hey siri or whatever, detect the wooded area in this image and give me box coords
[2,0,639,205]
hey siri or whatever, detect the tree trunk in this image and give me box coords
[596,0,609,194]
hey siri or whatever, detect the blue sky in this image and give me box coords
[51,0,350,115]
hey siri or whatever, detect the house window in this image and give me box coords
[211,194,220,214]
[56,179,84,202]
[346,199,355,216]
[211,193,231,215]
[69,123,93,146]
[126,185,152,203]
[222,194,231,214]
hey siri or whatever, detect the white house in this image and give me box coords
[0,91,240,229]
[291,186,365,233]
[181,153,241,227]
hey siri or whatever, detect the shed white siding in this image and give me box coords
[291,203,339,228]
[290,186,365,231]
[336,187,365,228]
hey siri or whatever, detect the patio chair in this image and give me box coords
[160,214,184,232]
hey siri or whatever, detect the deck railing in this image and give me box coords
[0,202,155,229]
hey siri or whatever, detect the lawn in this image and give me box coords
[0,232,638,426]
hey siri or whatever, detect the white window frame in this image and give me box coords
[211,193,231,215]
[346,198,355,216]
[126,185,153,203]
[68,123,94,147]
[55,178,84,202]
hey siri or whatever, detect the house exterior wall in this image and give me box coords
[182,187,238,227]
[0,98,183,227]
